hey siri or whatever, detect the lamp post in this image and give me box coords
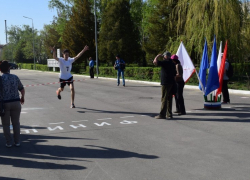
[94,0,99,78]
[23,16,35,70]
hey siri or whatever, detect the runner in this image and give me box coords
[51,45,89,108]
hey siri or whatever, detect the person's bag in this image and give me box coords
[0,77,5,117]
[120,64,125,70]
[226,61,233,78]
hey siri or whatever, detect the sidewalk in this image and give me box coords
[24,69,250,96]
[75,74,250,96]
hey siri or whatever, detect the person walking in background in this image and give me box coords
[153,51,176,119]
[89,57,95,78]
[114,54,125,87]
[51,45,89,108]
[222,59,230,103]
[171,55,186,115]
[0,61,25,148]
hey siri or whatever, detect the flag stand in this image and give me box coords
[203,94,221,110]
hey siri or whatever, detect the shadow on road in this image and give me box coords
[77,107,157,117]
[0,177,25,180]
[0,133,158,171]
[176,104,250,122]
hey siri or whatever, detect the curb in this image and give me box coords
[21,69,250,95]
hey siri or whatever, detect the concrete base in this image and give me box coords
[204,102,221,110]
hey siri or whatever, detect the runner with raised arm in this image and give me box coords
[51,45,89,108]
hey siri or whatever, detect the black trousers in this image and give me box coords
[90,67,94,78]
[175,81,186,113]
[222,80,230,102]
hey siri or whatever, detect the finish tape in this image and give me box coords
[23,79,85,87]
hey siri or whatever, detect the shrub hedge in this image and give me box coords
[18,62,250,89]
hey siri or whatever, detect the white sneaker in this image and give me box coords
[70,104,75,108]
[15,143,21,147]
[6,144,12,148]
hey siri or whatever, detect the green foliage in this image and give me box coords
[98,0,142,64]
[2,25,42,63]
[142,0,178,63]
[171,0,243,64]
[62,0,96,67]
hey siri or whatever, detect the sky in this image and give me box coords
[0,0,57,44]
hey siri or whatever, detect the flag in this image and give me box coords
[214,41,222,96]
[198,39,209,93]
[216,40,228,99]
[217,41,223,72]
[176,42,196,82]
[205,36,220,96]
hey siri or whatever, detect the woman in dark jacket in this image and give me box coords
[171,55,186,115]
[0,61,25,147]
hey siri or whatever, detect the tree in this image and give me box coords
[142,0,178,64]
[172,0,243,63]
[62,0,96,65]
[98,0,141,64]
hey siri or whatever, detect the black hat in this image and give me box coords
[162,51,171,57]
[116,54,120,58]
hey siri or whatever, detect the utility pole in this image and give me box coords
[5,20,7,44]
[94,0,99,78]
[23,16,36,70]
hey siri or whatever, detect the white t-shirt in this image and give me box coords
[58,57,75,79]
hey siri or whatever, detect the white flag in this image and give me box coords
[214,41,222,96]
[176,42,196,82]
[217,41,223,72]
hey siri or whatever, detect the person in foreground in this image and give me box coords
[0,61,25,148]
[171,55,186,115]
[153,52,176,119]
[51,45,89,108]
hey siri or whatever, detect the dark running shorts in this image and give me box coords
[60,76,73,88]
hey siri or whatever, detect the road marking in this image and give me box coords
[97,118,112,121]
[48,126,64,131]
[21,112,27,114]
[120,116,134,118]
[22,108,45,110]
[72,120,89,122]
[241,97,249,98]
[120,120,138,124]
[223,107,232,108]
[49,122,65,125]
[94,122,111,126]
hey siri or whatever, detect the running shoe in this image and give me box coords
[71,104,75,108]
[6,144,12,148]
[15,143,21,147]
[56,90,61,100]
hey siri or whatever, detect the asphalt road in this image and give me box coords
[0,69,250,180]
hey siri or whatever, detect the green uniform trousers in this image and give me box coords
[160,84,173,117]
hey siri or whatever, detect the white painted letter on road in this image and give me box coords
[21,129,38,134]
[94,122,111,126]
[70,124,86,129]
[48,126,64,131]
[120,120,138,124]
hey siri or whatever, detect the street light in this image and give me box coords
[23,16,35,70]
[94,0,99,78]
